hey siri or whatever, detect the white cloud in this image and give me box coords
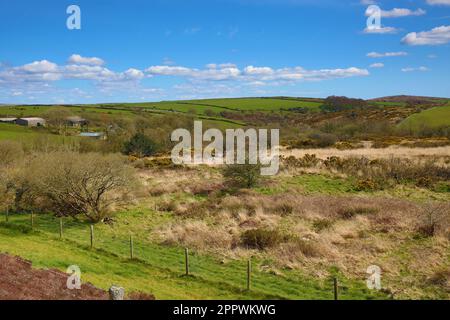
[244,66,275,75]
[426,0,450,5]
[370,63,384,68]
[68,54,105,66]
[0,60,61,82]
[360,0,377,5]
[363,26,399,34]
[123,68,145,80]
[365,7,426,18]
[0,55,370,101]
[367,51,408,58]
[402,25,450,46]
[401,66,429,72]
[20,60,58,73]
[145,64,368,82]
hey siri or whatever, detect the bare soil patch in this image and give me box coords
[0,253,109,300]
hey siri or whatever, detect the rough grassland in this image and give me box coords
[400,104,450,130]
[0,212,386,300]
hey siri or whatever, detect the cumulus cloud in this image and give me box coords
[68,54,105,66]
[0,55,146,86]
[367,51,408,58]
[402,25,450,46]
[0,55,370,101]
[145,64,368,82]
[360,0,377,5]
[370,63,384,68]
[426,0,450,5]
[401,66,429,72]
[363,26,399,34]
[365,7,426,18]
[244,66,275,75]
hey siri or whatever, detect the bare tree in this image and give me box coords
[33,152,136,222]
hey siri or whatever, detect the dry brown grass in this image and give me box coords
[281,145,450,160]
[142,161,449,298]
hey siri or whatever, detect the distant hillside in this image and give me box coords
[370,95,448,103]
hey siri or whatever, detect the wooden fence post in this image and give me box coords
[90,225,94,248]
[5,205,9,222]
[59,218,63,239]
[333,277,338,300]
[185,248,189,276]
[247,259,252,291]
[129,235,134,260]
[30,212,34,229]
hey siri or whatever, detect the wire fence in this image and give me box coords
[0,210,372,300]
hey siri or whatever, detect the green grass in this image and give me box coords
[0,123,38,140]
[96,97,323,114]
[175,98,323,112]
[0,123,80,147]
[0,211,387,300]
[400,104,450,130]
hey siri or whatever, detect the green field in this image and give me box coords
[400,104,450,130]
[111,97,323,113]
[0,211,386,300]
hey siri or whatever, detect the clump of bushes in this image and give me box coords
[283,154,319,168]
[324,156,450,191]
[337,206,378,219]
[241,228,287,250]
[1,150,136,222]
[286,133,337,149]
[222,163,262,189]
[123,133,158,157]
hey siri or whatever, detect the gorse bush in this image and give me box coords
[324,156,450,190]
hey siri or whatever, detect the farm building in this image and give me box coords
[16,117,46,127]
[0,118,17,124]
[66,116,88,127]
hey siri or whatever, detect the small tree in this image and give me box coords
[34,152,135,222]
[44,108,72,134]
[222,163,262,189]
[122,133,157,157]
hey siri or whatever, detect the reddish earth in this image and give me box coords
[0,253,155,300]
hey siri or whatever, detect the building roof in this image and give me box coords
[18,117,45,121]
[79,132,104,137]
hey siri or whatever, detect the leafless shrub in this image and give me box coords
[30,152,136,222]
[415,203,450,238]
[0,140,24,167]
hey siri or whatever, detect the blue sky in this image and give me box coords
[0,0,449,104]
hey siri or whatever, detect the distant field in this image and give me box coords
[400,104,450,130]
[0,104,245,127]
[0,123,79,147]
[176,98,323,112]
[0,123,39,140]
[115,97,324,114]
